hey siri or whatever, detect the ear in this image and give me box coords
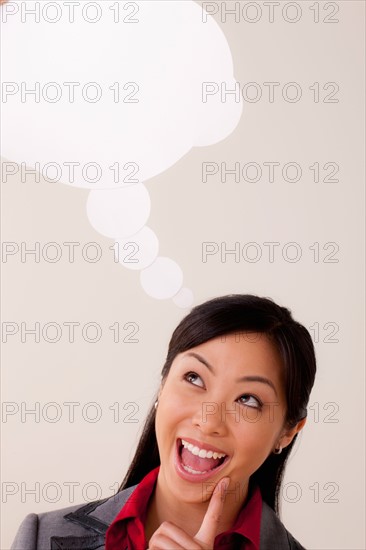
[275,417,307,451]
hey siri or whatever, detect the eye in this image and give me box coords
[237,394,263,409]
[183,371,205,388]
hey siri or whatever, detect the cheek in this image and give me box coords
[155,389,188,441]
[230,425,278,480]
[158,379,197,419]
[234,400,284,427]
[159,387,186,417]
[239,423,276,452]
[232,411,282,456]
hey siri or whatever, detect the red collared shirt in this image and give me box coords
[106,466,262,550]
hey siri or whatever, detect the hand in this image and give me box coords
[147,477,230,550]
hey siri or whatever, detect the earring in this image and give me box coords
[154,400,158,409]
[273,445,282,455]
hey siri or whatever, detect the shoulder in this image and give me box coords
[11,486,307,550]
[260,502,306,550]
[11,485,137,550]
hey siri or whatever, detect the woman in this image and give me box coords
[11,294,316,549]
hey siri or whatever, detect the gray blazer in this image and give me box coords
[11,484,305,550]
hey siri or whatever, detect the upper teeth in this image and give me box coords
[181,439,226,460]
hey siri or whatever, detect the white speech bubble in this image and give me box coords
[1,1,243,304]
[173,287,195,309]
[140,257,184,300]
[114,226,159,270]
[86,184,150,238]
[1,1,242,189]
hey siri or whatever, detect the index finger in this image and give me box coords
[194,477,230,547]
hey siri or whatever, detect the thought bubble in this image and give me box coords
[86,185,151,238]
[114,226,159,271]
[140,257,184,300]
[1,0,243,305]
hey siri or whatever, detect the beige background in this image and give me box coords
[1,1,365,548]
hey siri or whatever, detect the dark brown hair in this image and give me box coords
[119,294,316,514]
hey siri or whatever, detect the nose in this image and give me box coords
[191,399,229,436]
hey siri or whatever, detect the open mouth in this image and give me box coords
[176,438,229,476]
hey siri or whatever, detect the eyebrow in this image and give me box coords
[184,352,278,397]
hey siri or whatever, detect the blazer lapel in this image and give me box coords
[50,486,137,550]
[50,533,105,550]
[50,486,300,550]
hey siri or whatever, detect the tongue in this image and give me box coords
[181,447,220,472]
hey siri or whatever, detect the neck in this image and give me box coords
[144,476,249,544]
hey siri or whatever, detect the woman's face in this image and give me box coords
[155,332,297,504]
